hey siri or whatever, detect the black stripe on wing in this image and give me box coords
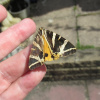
[63,41,76,57]
[46,30,65,53]
[46,30,53,49]
[53,34,65,52]
[64,41,75,50]
[29,58,41,70]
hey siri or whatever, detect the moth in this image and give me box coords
[29,27,76,70]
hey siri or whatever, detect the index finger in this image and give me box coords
[0,5,7,21]
[0,18,36,60]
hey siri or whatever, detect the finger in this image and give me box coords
[0,5,7,21]
[0,46,31,94]
[0,65,46,100]
[0,18,36,60]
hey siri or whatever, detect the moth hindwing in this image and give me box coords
[29,27,76,70]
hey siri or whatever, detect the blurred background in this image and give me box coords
[0,0,100,100]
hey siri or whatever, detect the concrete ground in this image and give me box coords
[22,0,100,100]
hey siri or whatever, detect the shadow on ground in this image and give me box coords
[30,0,100,16]
[76,0,100,11]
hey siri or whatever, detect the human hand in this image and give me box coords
[0,5,46,100]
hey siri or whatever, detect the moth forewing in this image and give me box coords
[29,32,44,70]
[29,27,76,70]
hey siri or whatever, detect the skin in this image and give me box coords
[0,5,46,100]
